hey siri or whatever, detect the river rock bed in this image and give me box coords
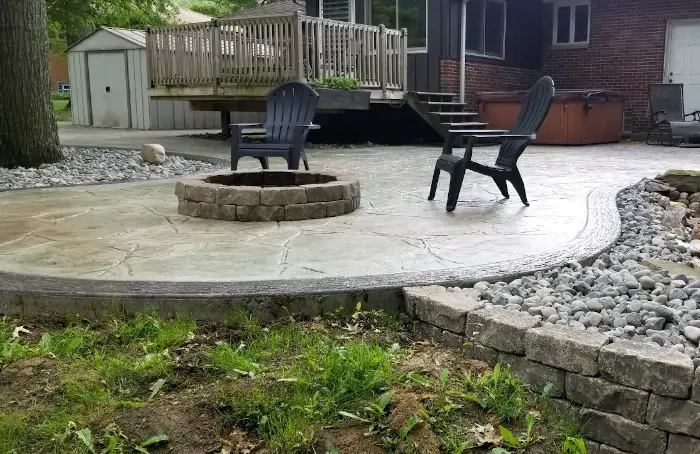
[450,173,700,359]
[0,147,225,191]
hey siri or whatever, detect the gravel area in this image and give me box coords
[450,177,700,359]
[0,147,225,190]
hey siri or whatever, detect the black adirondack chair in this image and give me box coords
[230,81,320,171]
[428,76,555,212]
[646,83,700,147]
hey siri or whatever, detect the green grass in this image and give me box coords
[53,99,71,122]
[0,312,587,454]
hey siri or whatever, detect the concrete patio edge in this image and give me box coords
[0,185,622,319]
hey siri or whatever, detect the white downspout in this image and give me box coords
[459,0,467,103]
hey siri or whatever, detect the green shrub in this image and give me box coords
[310,77,361,90]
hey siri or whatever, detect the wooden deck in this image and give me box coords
[146,13,408,103]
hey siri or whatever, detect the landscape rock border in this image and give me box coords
[175,170,361,222]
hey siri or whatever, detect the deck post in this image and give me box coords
[293,11,304,82]
[379,24,387,100]
[211,19,221,92]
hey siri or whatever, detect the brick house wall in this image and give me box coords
[540,0,700,133]
[440,59,539,110]
[49,51,69,90]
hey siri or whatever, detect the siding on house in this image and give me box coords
[49,51,70,90]
[540,0,700,133]
[439,0,543,97]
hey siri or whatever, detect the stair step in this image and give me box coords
[426,102,470,107]
[444,122,488,128]
[429,111,479,117]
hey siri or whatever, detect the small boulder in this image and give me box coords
[663,169,700,193]
[694,224,700,241]
[141,144,167,165]
[645,180,673,193]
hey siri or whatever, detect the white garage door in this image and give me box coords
[87,52,130,128]
[667,21,700,113]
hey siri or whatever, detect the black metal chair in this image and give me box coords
[646,83,700,147]
[428,76,555,212]
[230,81,320,171]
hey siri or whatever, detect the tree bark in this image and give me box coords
[0,0,62,168]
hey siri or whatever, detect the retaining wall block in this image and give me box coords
[404,286,484,333]
[466,308,538,355]
[666,433,700,454]
[498,353,565,397]
[646,393,700,437]
[580,408,667,454]
[525,325,609,375]
[565,373,649,423]
[599,340,694,398]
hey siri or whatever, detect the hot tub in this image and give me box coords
[476,89,627,145]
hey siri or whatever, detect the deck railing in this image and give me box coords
[146,12,408,96]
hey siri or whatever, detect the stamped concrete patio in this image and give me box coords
[0,125,698,288]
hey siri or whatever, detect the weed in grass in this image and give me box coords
[108,313,196,353]
[451,363,527,422]
[0,412,28,454]
[498,411,542,449]
[39,327,102,358]
[212,318,402,452]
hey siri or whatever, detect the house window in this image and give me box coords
[465,0,506,59]
[321,0,355,23]
[552,0,590,45]
[369,0,427,50]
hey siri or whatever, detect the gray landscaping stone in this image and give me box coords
[217,185,260,205]
[198,202,218,219]
[184,181,217,203]
[525,325,609,375]
[585,440,601,454]
[664,169,700,193]
[260,187,307,206]
[580,408,667,454]
[177,198,200,217]
[305,182,346,202]
[647,393,700,437]
[284,202,327,221]
[599,340,694,398]
[237,205,285,222]
[467,309,538,354]
[666,434,700,454]
[599,445,633,454]
[405,286,484,333]
[441,330,465,350]
[694,368,700,403]
[498,353,566,397]
[413,320,442,342]
[464,342,499,367]
[565,373,649,422]
[216,204,237,221]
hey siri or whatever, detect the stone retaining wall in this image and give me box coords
[405,285,700,454]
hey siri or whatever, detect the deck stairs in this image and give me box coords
[406,91,487,141]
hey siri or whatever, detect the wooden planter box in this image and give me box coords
[476,89,628,145]
[316,89,371,111]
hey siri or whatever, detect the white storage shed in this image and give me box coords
[67,27,262,129]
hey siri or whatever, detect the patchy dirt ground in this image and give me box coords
[0,314,583,454]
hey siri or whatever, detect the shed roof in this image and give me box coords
[67,27,146,51]
[224,0,305,18]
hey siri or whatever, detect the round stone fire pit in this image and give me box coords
[175,170,361,222]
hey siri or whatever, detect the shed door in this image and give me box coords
[667,22,700,113]
[87,52,130,128]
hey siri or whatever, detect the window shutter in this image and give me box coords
[321,0,351,22]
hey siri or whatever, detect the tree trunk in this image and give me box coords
[0,0,62,168]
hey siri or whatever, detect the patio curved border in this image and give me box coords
[0,185,622,319]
